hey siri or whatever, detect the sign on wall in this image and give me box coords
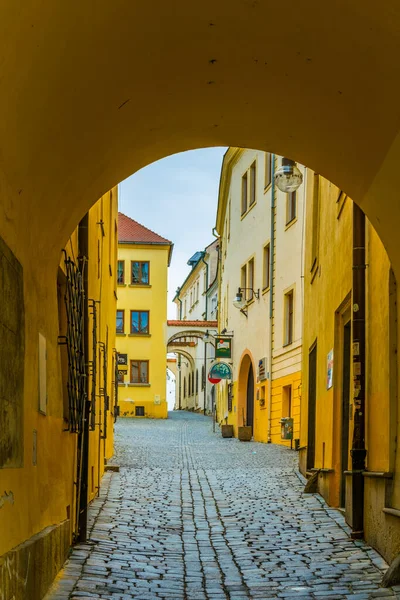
[209,361,232,380]
[327,349,334,389]
[215,337,232,359]
[118,353,128,366]
[258,357,268,381]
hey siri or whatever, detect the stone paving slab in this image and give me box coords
[45,411,399,599]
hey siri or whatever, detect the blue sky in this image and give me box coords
[119,147,226,318]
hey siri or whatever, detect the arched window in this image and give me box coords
[183,377,186,399]
[201,365,205,390]
[196,369,199,394]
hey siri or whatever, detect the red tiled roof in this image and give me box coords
[167,320,218,327]
[118,212,171,245]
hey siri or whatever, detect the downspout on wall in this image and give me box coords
[201,253,209,318]
[350,203,367,538]
[268,155,276,443]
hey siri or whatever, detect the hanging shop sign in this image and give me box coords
[118,353,128,366]
[208,374,221,384]
[215,337,232,359]
[209,361,232,381]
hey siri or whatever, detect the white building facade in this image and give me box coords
[216,148,306,445]
[170,240,219,413]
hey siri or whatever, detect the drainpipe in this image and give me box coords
[203,337,207,415]
[350,203,367,538]
[178,355,182,410]
[201,253,209,319]
[267,155,276,443]
[77,213,89,542]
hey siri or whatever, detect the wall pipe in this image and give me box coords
[350,203,367,538]
[267,155,276,443]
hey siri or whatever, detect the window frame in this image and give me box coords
[264,153,272,189]
[247,258,255,301]
[284,289,294,346]
[131,260,150,285]
[241,171,248,216]
[286,191,297,226]
[130,310,150,335]
[263,243,271,291]
[116,309,125,334]
[130,359,149,384]
[117,260,125,285]
[249,161,256,207]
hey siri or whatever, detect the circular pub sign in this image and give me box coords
[208,374,221,384]
[208,361,232,381]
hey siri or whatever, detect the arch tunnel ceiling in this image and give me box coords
[2,1,400,271]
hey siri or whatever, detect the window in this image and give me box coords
[196,369,199,394]
[116,310,124,333]
[184,299,187,319]
[131,360,149,384]
[284,290,294,345]
[241,171,248,215]
[286,192,297,225]
[117,260,125,284]
[204,269,208,293]
[117,371,125,383]
[183,377,187,398]
[282,385,292,417]
[131,261,150,285]
[263,244,270,290]
[227,198,231,240]
[196,281,200,301]
[248,258,254,301]
[201,365,205,390]
[130,310,149,334]
[311,174,320,273]
[249,161,256,206]
[241,264,246,293]
[135,406,145,416]
[265,153,272,188]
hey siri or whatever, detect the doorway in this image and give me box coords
[307,344,317,471]
[340,321,351,508]
[246,363,254,432]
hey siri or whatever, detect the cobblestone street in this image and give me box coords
[46,412,399,599]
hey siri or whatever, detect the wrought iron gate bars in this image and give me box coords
[113,348,119,422]
[98,339,109,439]
[88,299,98,431]
[58,250,87,433]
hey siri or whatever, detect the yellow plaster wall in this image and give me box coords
[300,177,353,484]
[269,371,301,446]
[300,174,392,506]
[86,189,118,500]
[0,189,118,565]
[116,243,169,419]
[365,226,391,473]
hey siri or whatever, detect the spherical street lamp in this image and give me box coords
[274,158,303,193]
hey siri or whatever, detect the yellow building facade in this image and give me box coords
[0,189,118,599]
[300,176,400,564]
[215,148,305,446]
[116,213,172,419]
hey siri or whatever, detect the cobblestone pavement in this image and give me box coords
[46,411,399,599]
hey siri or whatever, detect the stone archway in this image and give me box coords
[1,2,400,276]
[237,352,256,429]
